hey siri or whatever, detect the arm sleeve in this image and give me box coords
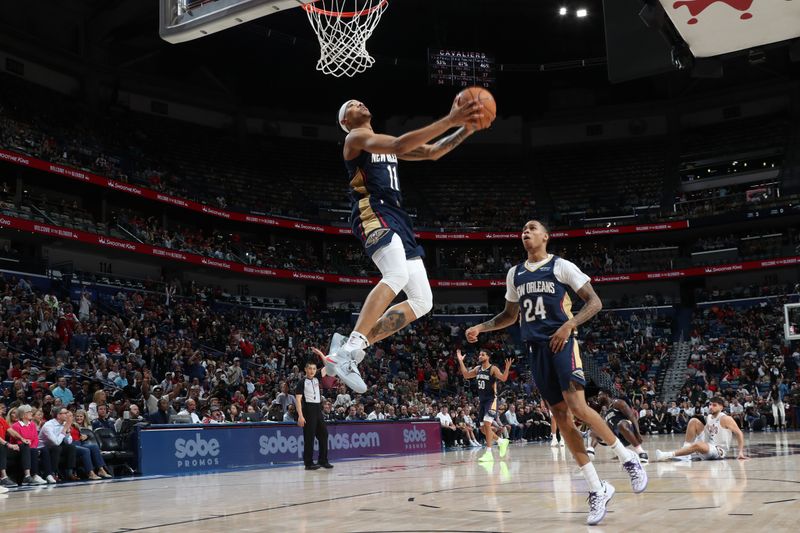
[294,380,304,396]
[504,266,519,302]
[554,258,591,292]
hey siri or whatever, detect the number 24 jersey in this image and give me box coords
[504,255,590,342]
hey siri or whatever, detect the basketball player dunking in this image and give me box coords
[655,396,748,462]
[321,98,482,393]
[456,349,513,462]
[465,220,647,526]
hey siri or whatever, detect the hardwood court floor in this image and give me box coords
[1,432,799,533]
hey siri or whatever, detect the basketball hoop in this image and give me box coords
[303,0,388,78]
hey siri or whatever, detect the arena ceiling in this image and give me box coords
[0,0,798,117]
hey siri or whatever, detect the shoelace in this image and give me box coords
[623,460,641,483]
[587,490,602,512]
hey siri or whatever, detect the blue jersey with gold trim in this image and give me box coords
[345,150,403,210]
[513,256,575,342]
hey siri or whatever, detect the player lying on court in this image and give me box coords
[464,220,647,526]
[320,95,485,393]
[456,349,513,462]
[586,388,649,463]
[655,396,748,462]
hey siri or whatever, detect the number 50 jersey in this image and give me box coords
[505,255,591,343]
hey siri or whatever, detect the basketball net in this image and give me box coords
[303,0,388,78]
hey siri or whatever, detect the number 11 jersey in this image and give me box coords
[505,255,591,343]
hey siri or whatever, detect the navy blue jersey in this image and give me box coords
[345,150,403,212]
[512,256,576,343]
[476,365,497,401]
[345,149,424,259]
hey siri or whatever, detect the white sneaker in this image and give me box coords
[46,475,57,484]
[324,333,347,377]
[621,453,648,494]
[324,334,367,393]
[654,449,669,462]
[586,446,595,461]
[586,480,615,526]
[550,438,559,447]
[32,475,47,485]
[559,440,565,447]
[0,486,8,494]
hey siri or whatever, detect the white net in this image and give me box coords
[304,0,388,78]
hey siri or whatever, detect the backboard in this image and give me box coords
[159,0,313,44]
[785,302,800,342]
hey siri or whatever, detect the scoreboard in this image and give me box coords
[428,49,495,88]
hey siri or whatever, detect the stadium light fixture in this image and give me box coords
[559,7,568,16]
[576,8,588,18]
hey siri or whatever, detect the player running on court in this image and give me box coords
[655,396,748,462]
[456,349,513,462]
[465,220,648,526]
[322,97,482,393]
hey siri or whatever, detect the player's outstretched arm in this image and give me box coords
[465,300,520,343]
[493,358,514,382]
[346,99,481,156]
[398,125,474,161]
[456,349,479,379]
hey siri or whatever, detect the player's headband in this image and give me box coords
[338,100,356,133]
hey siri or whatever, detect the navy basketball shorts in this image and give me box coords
[527,337,586,406]
[351,201,424,259]
[478,397,498,423]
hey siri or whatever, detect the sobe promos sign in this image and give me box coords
[138,421,441,475]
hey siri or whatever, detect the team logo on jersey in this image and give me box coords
[572,369,585,381]
[539,267,551,272]
[365,228,390,247]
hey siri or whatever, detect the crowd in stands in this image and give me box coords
[2,72,797,234]
[676,297,800,432]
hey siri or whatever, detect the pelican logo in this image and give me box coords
[365,228,389,247]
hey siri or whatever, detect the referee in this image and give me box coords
[295,353,333,470]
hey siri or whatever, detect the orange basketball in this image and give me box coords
[455,86,496,130]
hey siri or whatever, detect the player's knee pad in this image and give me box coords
[483,409,497,423]
[372,235,409,294]
[404,259,433,318]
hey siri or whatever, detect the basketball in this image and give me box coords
[455,86,496,130]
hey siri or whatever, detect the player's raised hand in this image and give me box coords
[465,325,481,343]
[310,347,327,361]
[456,349,465,362]
[504,358,515,369]
[448,97,482,127]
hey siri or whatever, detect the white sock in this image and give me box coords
[345,331,368,350]
[610,438,634,462]
[634,445,645,454]
[580,462,603,493]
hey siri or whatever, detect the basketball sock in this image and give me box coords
[345,331,368,351]
[610,439,634,462]
[580,462,603,493]
[634,445,645,454]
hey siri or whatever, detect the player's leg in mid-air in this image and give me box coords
[325,232,432,393]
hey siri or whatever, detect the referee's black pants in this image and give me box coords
[303,406,328,467]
